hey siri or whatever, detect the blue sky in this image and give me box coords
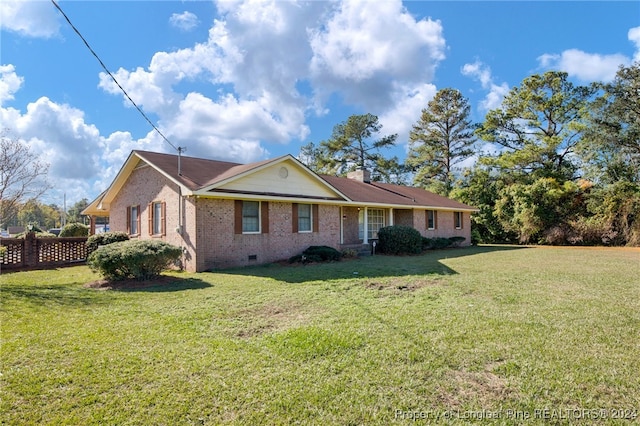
[1,0,639,206]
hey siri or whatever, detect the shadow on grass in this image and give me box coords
[0,284,110,307]
[1,276,212,307]
[89,276,212,293]
[219,245,528,284]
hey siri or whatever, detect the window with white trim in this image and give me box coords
[427,210,437,230]
[298,203,312,232]
[150,201,165,236]
[358,208,385,240]
[454,211,463,229]
[242,201,260,233]
[128,205,140,236]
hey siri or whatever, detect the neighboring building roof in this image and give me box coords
[82,150,477,216]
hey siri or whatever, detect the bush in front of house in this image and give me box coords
[86,231,130,252]
[448,236,466,247]
[422,237,452,250]
[87,239,182,281]
[377,226,422,255]
[59,222,89,237]
[289,245,343,263]
[421,236,466,250]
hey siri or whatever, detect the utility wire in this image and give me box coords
[51,0,180,153]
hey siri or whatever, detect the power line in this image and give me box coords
[50,0,181,153]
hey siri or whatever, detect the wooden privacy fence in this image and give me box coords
[1,233,89,271]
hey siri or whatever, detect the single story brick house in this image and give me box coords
[83,150,477,272]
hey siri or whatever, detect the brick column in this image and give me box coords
[24,232,38,268]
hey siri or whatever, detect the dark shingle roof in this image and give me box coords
[135,150,279,191]
[320,175,475,209]
[133,150,476,210]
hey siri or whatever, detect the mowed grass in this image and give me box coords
[1,246,639,425]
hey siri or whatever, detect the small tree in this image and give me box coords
[66,199,90,224]
[0,130,51,227]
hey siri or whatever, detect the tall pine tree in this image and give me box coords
[406,88,476,196]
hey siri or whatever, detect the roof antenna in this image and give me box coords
[178,147,186,176]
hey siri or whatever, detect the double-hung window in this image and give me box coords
[127,205,140,236]
[235,200,269,234]
[292,203,318,233]
[427,210,437,230]
[242,201,260,233]
[149,201,166,236]
[454,211,463,229]
[297,204,312,233]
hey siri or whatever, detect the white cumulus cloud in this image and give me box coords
[379,82,438,148]
[629,26,640,62]
[0,64,24,105]
[96,0,448,162]
[538,49,630,82]
[309,0,445,110]
[169,11,199,32]
[4,0,457,203]
[461,61,509,111]
[0,0,61,38]
[0,68,167,204]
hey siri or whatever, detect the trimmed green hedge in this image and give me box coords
[289,245,342,263]
[59,223,89,237]
[87,239,182,281]
[377,226,422,255]
[15,231,57,239]
[422,236,466,250]
[86,231,130,252]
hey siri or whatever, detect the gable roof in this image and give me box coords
[83,150,477,215]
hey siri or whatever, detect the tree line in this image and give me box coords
[2,63,638,245]
[298,63,640,246]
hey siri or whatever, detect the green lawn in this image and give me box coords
[1,246,639,425]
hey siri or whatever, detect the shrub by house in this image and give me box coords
[377,226,422,255]
[87,240,182,281]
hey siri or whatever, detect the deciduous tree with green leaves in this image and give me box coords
[406,88,477,196]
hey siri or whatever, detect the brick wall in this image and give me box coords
[416,209,471,244]
[195,199,341,270]
[110,165,473,271]
[109,164,188,260]
[393,209,414,227]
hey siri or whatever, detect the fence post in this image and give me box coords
[24,231,38,268]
